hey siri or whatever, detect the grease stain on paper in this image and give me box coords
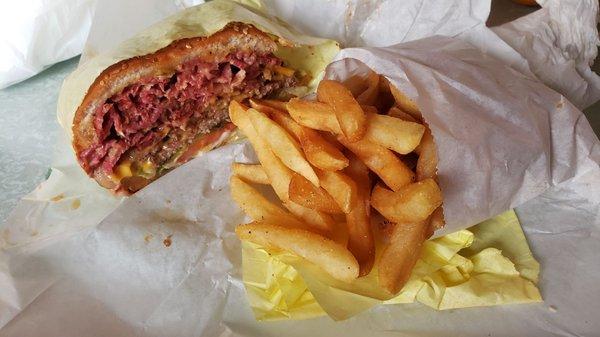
[163,234,173,247]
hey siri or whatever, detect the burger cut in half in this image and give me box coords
[72,22,320,194]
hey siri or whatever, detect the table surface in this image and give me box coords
[0,0,599,223]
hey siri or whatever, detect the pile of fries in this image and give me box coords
[229,70,444,295]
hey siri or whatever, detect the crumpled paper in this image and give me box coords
[493,0,600,110]
[243,210,541,321]
[0,0,98,89]
[1,0,600,336]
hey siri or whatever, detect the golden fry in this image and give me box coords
[371,179,443,223]
[236,221,359,282]
[316,169,357,214]
[246,108,319,186]
[229,101,292,200]
[378,219,430,294]
[288,173,343,214]
[364,112,425,154]
[283,201,337,237]
[357,71,380,106]
[390,85,422,121]
[344,153,375,276]
[232,163,269,185]
[286,98,341,133]
[269,109,349,171]
[342,74,369,97]
[230,176,305,230]
[416,128,438,180]
[339,136,414,191]
[387,106,418,123]
[317,80,367,141]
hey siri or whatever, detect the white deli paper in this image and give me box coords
[1,0,600,336]
[0,0,97,89]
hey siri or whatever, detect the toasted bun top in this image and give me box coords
[72,22,277,155]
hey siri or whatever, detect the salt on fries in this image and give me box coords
[229,70,444,294]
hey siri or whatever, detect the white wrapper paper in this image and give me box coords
[2,0,600,336]
[0,0,97,89]
[323,41,599,235]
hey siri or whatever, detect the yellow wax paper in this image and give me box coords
[241,210,542,321]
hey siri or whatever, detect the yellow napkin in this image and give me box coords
[241,210,542,321]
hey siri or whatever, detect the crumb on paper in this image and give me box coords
[549,305,558,312]
[51,194,65,202]
[163,234,173,247]
[144,234,153,243]
[166,199,172,204]
[71,199,81,210]
[30,229,39,236]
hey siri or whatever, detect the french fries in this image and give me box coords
[344,153,375,276]
[289,173,343,214]
[387,106,418,122]
[283,200,337,237]
[229,101,293,200]
[378,219,430,294]
[236,222,359,282]
[390,85,422,120]
[317,80,367,141]
[338,136,414,191]
[246,108,320,186]
[230,71,447,296]
[231,163,269,185]
[266,107,349,171]
[356,71,380,106]
[316,169,357,214]
[416,128,438,180]
[230,176,306,230]
[371,179,443,223]
[287,98,341,133]
[364,112,425,154]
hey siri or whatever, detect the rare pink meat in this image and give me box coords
[79,51,289,174]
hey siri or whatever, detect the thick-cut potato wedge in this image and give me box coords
[371,179,443,223]
[338,136,414,191]
[232,163,269,185]
[230,176,306,230]
[378,219,430,294]
[236,221,359,282]
[430,206,445,230]
[283,201,336,237]
[387,106,418,123]
[357,71,380,106]
[301,130,349,171]
[390,85,422,120]
[268,109,349,171]
[253,98,289,111]
[249,99,284,117]
[342,74,369,97]
[289,173,343,214]
[364,112,425,154]
[317,80,367,142]
[416,128,438,180]
[316,169,357,214]
[286,98,341,133]
[246,108,319,187]
[229,101,293,200]
[344,153,375,276]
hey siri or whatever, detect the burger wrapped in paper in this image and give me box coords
[58,0,339,194]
